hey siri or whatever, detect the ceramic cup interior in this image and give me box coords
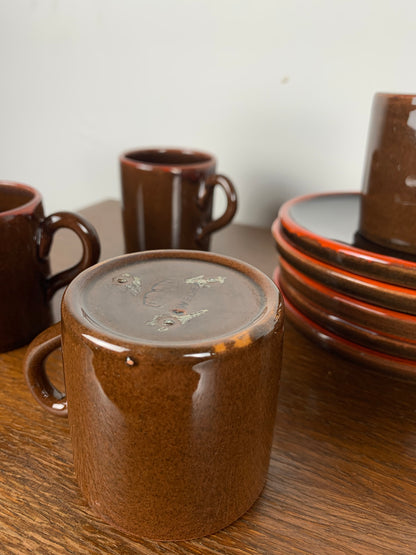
[122,148,214,167]
[0,182,38,214]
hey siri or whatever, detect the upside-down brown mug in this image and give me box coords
[24,250,283,540]
[359,92,416,255]
[0,181,100,352]
[120,147,237,252]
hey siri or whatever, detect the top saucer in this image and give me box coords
[274,192,416,289]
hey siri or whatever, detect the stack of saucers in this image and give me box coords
[271,191,416,377]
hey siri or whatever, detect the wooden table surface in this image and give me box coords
[2,200,416,554]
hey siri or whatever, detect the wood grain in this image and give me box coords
[1,200,416,554]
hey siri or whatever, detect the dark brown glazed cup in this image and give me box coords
[120,147,237,252]
[0,181,100,352]
[359,93,416,254]
[23,250,283,541]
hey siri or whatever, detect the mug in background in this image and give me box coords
[24,249,283,540]
[0,181,100,352]
[120,147,237,252]
[359,93,416,255]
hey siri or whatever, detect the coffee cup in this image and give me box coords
[359,92,416,255]
[0,180,100,352]
[120,147,237,252]
[24,249,283,540]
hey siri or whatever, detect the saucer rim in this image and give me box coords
[273,191,416,289]
[277,256,416,340]
[279,281,416,379]
[273,224,416,315]
[275,267,416,361]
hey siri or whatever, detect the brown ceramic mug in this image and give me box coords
[0,181,100,352]
[359,92,416,255]
[120,147,237,252]
[23,250,283,540]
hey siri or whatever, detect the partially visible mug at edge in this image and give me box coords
[0,180,100,352]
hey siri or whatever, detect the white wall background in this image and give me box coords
[1,0,416,227]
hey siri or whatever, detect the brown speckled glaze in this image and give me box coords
[0,181,100,352]
[359,93,416,254]
[24,250,284,541]
[120,148,237,252]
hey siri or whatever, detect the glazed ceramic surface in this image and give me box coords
[24,250,283,541]
[277,284,416,379]
[275,192,416,288]
[0,181,100,352]
[278,257,416,342]
[360,93,416,255]
[120,148,237,252]
[274,224,416,315]
[276,267,416,361]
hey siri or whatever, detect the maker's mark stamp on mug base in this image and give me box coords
[112,272,226,333]
[145,309,209,332]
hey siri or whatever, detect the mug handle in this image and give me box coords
[196,174,237,243]
[23,323,67,417]
[37,211,101,301]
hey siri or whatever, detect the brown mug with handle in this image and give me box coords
[0,180,100,352]
[23,249,284,540]
[120,147,238,252]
